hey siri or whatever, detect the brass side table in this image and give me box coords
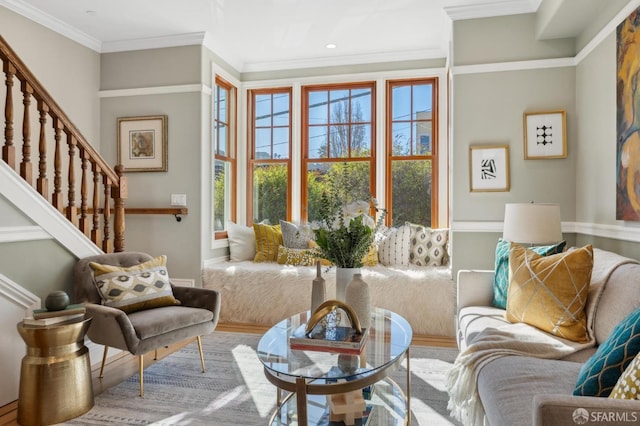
[17,317,94,426]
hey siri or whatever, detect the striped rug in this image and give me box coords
[65,331,460,425]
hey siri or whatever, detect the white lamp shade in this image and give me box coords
[502,203,562,245]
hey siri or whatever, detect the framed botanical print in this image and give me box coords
[469,144,510,192]
[523,110,567,159]
[117,115,168,172]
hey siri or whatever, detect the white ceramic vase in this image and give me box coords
[345,273,371,329]
[335,267,360,301]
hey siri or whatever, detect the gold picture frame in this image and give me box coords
[469,144,510,192]
[117,115,168,172]
[523,110,567,159]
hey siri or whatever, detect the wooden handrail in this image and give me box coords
[0,36,118,184]
[1,35,126,252]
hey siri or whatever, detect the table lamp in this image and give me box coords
[502,203,562,245]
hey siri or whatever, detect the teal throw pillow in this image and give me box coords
[492,239,566,309]
[574,307,640,397]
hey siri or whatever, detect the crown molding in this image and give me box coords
[444,0,541,21]
[101,31,206,53]
[0,0,101,51]
[241,48,445,74]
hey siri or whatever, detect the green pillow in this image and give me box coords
[492,239,566,309]
[574,307,640,397]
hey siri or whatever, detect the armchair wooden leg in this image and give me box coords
[99,346,109,379]
[197,336,206,373]
[154,349,158,360]
[139,354,144,397]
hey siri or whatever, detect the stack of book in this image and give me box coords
[23,303,86,327]
[289,323,369,354]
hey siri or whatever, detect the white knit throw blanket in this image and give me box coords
[447,248,639,426]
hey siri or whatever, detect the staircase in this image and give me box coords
[0,35,126,252]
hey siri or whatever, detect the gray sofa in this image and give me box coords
[455,247,640,426]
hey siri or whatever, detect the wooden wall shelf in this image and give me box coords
[87,208,188,221]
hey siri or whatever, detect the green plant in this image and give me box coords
[312,167,386,268]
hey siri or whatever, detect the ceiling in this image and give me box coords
[1,0,607,73]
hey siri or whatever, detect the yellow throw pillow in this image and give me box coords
[307,240,333,266]
[609,352,640,400]
[276,245,316,266]
[362,245,378,266]
[505,244,593,343]
[89,255,180,313]
[253,223,283,262]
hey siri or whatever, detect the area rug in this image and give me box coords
[64,331,461,425]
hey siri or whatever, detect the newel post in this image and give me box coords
[112,164,127,252]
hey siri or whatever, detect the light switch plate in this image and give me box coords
[171,194,187,206]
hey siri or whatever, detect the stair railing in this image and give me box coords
[0,35,126,252]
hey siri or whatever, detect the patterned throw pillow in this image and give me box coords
[406,222,449,266]
[505,244,593,343]
[492,239,566,309]
[575,307,640,397]
[89,255,180,314]
[253,223,283,262]
[609,352,640,400]
[279,220,314,249]
[276,245,317,266]
[377,224,411,266]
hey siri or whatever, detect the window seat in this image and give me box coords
[202,261,455,337]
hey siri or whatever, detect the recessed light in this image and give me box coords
[325,43,337,49]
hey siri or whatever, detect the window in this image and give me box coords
[213,76,237,237]
[386,78,438,227]
[248,88,292,225]
[302,83,376,222]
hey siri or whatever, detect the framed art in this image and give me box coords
[469,144,510,192]
[523,110,567,159]
[117,115,168,172]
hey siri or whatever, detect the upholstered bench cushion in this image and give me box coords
[478,356,582,426]
[128,306,214,340]
[202,261,455,336]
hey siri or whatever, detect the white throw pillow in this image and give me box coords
[227,221,256,261]
[378,224,411,266]
[406,222,449,266]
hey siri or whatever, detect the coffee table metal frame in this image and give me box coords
[258,308,413,425]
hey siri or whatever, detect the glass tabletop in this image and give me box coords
[257,308,412,382]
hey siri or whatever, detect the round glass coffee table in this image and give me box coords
[257,307,413,425]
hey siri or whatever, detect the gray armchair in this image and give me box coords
[73,252,220,396]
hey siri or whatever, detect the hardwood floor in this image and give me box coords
[0,323,457,425]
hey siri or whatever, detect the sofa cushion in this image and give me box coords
[279,220,314,249]
[574,307,640,397]
[227,221,256,261]
[609,352,640,400]
[128,305,214,340]
[492,239,566,309]
[406,222,449,266]
[89,255,180,314]
[478,356,582,426]
[505,244,593,343]
[253,223,283,262]
[378,224,411,266]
